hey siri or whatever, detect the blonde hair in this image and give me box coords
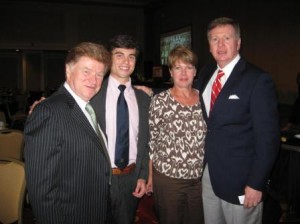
[66,42,111,74]
[168,45,198,69]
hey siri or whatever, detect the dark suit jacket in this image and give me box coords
[91,78,150,181]
[24,85,111,224]
[197,57,280,204]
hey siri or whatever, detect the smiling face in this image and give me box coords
[110,48,137,84]
[170,60,196,89]
[208,24,241,68]
[66,56,106,101]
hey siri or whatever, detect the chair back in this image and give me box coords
[0,130,24,160]
[0,111,6,123]
[5,101,27,130]
[0,157,26,224]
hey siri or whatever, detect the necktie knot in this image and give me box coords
[118,85,126,93]
[217,70,225,80]
[85,103,94,116]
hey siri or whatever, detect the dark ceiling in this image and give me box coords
[9,0,162,8]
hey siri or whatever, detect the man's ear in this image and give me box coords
[237,38,241,51]
[66,64,71,79]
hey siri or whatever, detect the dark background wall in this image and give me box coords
[0,1,145,93]
[147,0,300,103]
[0,0,299,104]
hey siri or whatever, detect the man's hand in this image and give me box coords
[132,179,146,198]
[134,85,153,97]
[28,97,46,115]
[243,186,262,208]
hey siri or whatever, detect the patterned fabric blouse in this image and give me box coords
[149,89,207,179]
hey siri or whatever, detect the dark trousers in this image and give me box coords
[110,172,139,224]
[153,168,204,224]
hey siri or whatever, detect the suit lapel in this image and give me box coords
[198,63,217,120]
[133,87,148,159]
[60,86,109,159]
[97,78,108,134]
[199,64,216,93]
[133,88,142,156]
[65,90,100,143]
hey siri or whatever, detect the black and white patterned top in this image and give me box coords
[149,89,207,179]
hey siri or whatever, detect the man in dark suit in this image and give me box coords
[24,42,112,224]
[197,17,280,223]
[91,34,150,224]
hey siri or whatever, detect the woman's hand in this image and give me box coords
[146,160,153,196]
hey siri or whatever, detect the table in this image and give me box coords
[281,143,300,152]
[0,128,11,133]
[270,129,300,218]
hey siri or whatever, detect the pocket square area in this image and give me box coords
[228,94,239,99]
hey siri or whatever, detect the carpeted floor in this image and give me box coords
[22,193,300,224]
[135,195,158,224]
[23,195,159,224]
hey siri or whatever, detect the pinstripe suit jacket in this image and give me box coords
[91,77,150,182]
[24,85,111,224]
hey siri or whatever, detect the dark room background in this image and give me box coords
[0,0,299,106]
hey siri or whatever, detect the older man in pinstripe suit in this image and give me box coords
[24,42,112,224]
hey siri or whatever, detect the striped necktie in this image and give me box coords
[210,69,225,111]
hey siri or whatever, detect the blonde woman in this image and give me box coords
[147,46,206,224]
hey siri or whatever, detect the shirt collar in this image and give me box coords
[217,54,241,78]
[64,82,89,111]
[108,75,132,93]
